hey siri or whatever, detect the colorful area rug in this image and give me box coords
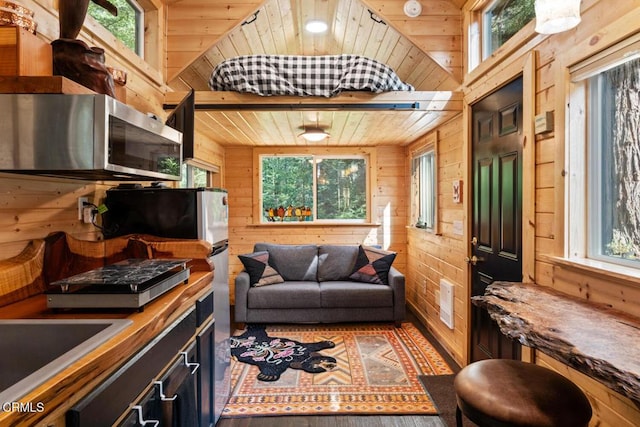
[222,322,453,417]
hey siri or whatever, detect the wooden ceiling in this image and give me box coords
[165,0,464,147]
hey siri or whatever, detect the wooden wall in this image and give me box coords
[224,145,408,304]
[405,116,466,366]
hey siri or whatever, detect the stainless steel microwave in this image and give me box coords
[0,94,182,181]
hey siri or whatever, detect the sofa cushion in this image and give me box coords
[254,243,318,281]
[349,245,396,285]
[248,281,321,309]
[317,245,359,282]
[320,281,392,308]
[238,251,284,287]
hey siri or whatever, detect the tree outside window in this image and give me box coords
[483,0,535,59]
[180,164,209,188]
[569,36,640,271]
[88,0,143,56]
[260,155,367,222]
[588,57,640,265]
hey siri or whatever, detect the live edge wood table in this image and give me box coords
[472,282,640,407]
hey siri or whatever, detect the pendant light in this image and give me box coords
[534,0,582,34]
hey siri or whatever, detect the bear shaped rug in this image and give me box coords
[230,324,337,381]
[224,322,452,417]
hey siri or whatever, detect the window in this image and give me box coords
[88,0,144,56]
[569,35,640,269]
[482,0,535,59]
[411,147,437,231]
[260,155,368,223]
[469,0,536,70]
[180,164,209,188]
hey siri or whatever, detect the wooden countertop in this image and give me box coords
[472,282,640,406]
[0,76,96,94]
[0,270,213,426]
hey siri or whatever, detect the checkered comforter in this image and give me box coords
[208,54,414,97]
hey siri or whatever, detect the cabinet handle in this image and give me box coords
[132,405,159,427]
[180,351,200,374]
[153,381,177,401]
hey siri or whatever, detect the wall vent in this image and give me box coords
[439,278,454,329]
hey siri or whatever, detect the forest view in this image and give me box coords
[261,156,366,222]
[88,0,140,54]
[486,0,535,54]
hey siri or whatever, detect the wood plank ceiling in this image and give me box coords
[166,0,463,147]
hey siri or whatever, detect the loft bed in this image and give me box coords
[208,54,413,97]
[164,54,462,113]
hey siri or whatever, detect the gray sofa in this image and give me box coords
[234,243,405,326]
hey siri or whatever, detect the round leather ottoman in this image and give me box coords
[453,359,592,427]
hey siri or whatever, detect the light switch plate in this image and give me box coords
[452,180,462,203]
[535,111,553,134]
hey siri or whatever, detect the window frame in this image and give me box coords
[253,148,375,225]
[410,134,438,234]
[180,164,210,188]
[81,0,162,75]
[567,33,640,272]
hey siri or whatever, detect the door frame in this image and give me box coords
[462,51,537,364]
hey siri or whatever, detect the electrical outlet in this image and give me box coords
[78,197,88,220]
[83,206,94,224]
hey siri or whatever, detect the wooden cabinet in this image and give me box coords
[64,286,228,427]
[197,318,215,427]
[66,308,198,427]
[0,26,52,76]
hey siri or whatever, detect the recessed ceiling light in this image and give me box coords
[305,20,328,34]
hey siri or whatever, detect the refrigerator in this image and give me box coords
[102,186,230,425]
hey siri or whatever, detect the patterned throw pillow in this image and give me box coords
[238,251,284,287]
[349,245,396,285]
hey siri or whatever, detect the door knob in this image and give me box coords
[465,255,484,265]
[471,237,478,246]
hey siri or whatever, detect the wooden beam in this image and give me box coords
[164,90,463,112]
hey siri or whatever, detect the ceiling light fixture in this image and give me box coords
[534,0,581,34]
[403,0,422,18]
[305,19,328,34]
[300,127,330,142]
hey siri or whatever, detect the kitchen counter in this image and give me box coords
[0,268,213,426]
[472,281,640,407]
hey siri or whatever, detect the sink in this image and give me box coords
[0,318,132,403]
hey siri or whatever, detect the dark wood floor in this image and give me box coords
[218,310,461,427]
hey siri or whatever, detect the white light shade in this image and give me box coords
[534,0,581,34]
[305,20,328,34]
[300,128,330,142]
[403,0,422,18]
